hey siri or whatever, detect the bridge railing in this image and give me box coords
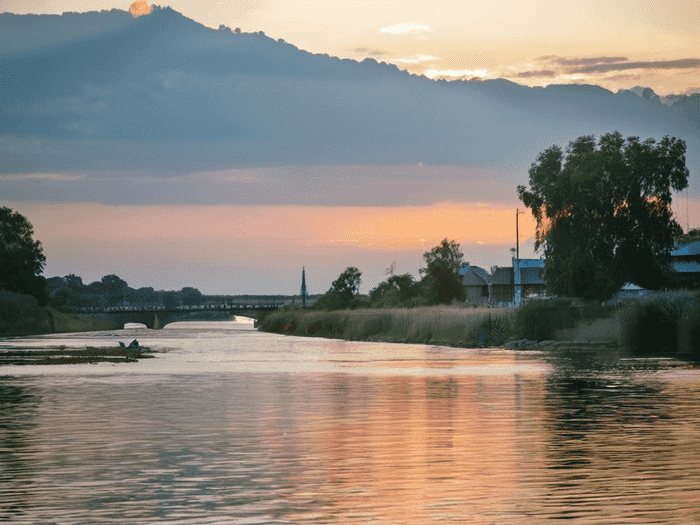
[79,304,279,314]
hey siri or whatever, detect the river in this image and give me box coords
[2,320,700,524]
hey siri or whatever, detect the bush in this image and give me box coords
[678,297,700,360]
[616,291,695,356]
[466,313,516,347]
[515,298,579,341]
[0,290,52,335]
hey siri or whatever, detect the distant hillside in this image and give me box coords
[1,6,698,203]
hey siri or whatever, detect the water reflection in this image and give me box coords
[0,379,41,521]
[1,326,700,523]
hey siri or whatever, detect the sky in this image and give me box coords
[5,0,700,95]
[1,1,699,295]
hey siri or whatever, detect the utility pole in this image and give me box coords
[300,267,307,308]
[514,208,525,304]
[516,208,520,261]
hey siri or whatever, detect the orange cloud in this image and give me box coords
[129,0,152,17]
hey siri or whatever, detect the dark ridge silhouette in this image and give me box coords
[1,6,698,205]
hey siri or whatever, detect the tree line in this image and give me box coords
[314,238,468,310]
[1,130,695,312]
[45,274,205,313]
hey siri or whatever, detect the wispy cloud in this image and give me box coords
[515,69,557,78]
[379,23,430,34]
[423,68,488,79]
[543,56,628,67]
[569,58,700,74]
[395,54,438,64]
[1,172,87,181]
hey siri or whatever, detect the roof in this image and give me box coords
[672,240,700,257]
[672,261,700,273]
[491,267,513,285]
[460,265,490,286]
[513,258,545,268]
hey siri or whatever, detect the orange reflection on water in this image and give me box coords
[260,371,548,523]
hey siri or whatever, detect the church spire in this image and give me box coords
[300,267,307,307]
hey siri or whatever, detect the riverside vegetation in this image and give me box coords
[259,290,700,360]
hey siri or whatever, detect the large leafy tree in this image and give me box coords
[0,207,48,306]
[330,266,362,307]
[314,266,362,310]
[370,273,417,307]
[421,238,466,304]
[517,132,689,300]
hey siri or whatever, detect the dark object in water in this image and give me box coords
[0,344,155,366]
[128,339,140,349]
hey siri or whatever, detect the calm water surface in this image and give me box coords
[2,320,700,524]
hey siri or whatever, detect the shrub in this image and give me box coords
[515,298,579,341]
[466,313,516,347]
[0,290,52,335]
[617,291,695,356]
[678,296,700,360]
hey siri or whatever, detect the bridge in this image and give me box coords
[77,303,279,329]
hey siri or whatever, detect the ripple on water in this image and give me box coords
[1,325,700,523]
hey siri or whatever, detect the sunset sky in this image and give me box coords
[1,1,699,295]
[7,0,700,95]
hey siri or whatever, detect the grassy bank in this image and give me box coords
[614,290,700,359]
[259,305,518,347]
[47,308,119,333]
[260,292,700,358]
[1,291,119,337]
[0,291,53,336]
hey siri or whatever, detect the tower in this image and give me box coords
[300,267,307,307]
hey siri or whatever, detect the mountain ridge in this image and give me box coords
[1,6,698,205]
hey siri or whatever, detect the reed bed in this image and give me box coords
[612,290,699,358]
[258,305,518,347]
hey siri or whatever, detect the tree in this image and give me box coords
[675,227,700,245]
[314,267,362,310]
[421,238,466,304]
[100,274,128,292]
[162,291,180,308]
[517,132,689,300]
[331,266,362,308]
[180,287,203,306]
[370,274,417,307]
[0,207,48,306]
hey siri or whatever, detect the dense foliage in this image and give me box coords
[313,266,364,310]
[518,132,689,300]
[0,207,48,306]
[420,238,466,304]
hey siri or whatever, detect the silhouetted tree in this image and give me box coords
[518,132,689,300]
[0,207,48,306]
[421,239,465,304]
[180,287,203,306]
[370,274,417,307]
[314,267,362,309]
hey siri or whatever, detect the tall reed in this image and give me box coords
[258,305,518,347]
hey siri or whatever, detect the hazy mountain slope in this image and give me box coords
[1,6,698,205]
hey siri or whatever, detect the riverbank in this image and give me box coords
[257,303,614,347]
[0,291,118,337]
[259,292,700,359]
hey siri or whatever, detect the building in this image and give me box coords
[671,240,700,289]
[460,258,546,306]
[512,258,546,304]
[460,264,491,305]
